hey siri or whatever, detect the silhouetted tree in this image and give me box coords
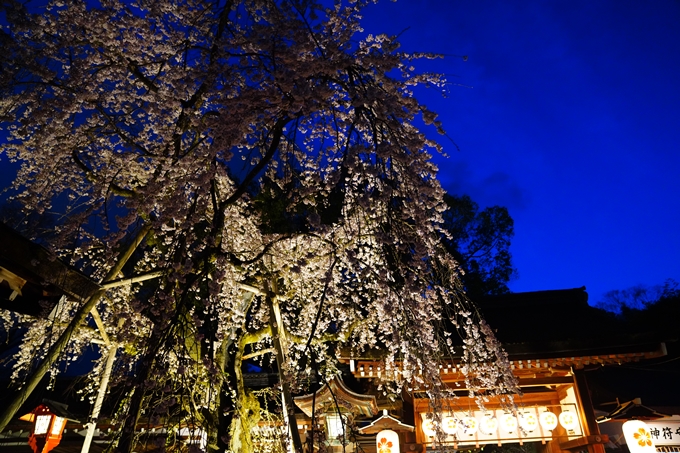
[594,280,678,314]
[441,194,516,298]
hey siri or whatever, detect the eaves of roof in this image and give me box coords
[0,223,100,317]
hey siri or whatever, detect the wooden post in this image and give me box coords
[573,368,605,453]
[80,342,118,453]
[265,282,303,453]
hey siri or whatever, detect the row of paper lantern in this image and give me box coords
[421,410,579,437]
[386,413,653,453]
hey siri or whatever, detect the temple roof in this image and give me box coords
[596,398,670,421]
[358,410,414,434]
[340,288,673,390]
[293,377,378,418]
[0,223,99,317]
[476,287,675,361]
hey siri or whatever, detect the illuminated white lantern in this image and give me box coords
[559,410,578,431]
[442,416,459,436]
[479,414,498,435]
[622,420,656,453]
[376,429,401,453]
[459,416,478,436]
[519,412,539,433]
[421,417,437,438]
[539,411,558,431]
[501,413,518,433]
[326,413,346,439]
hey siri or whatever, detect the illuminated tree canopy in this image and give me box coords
[0,0,518,451]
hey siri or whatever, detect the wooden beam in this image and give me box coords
[517,376,575,386]
[559,434,609,450]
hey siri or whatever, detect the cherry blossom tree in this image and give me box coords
[0,0,518,451]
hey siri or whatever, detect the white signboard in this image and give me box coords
[644,421,680,446]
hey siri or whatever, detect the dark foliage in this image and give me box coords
[440,194,516,298]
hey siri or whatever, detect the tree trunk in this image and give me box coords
[213,335,236,453]
[114,343,157,453]
[212,290,256,452]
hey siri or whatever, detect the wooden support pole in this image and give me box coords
[100,270,165,289]
[80,342,118,453]
[573,368,605,453]
[265,282,303,453]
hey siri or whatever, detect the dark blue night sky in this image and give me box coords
[361,0,680,305]
[1,1,678,306]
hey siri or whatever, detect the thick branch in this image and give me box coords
[126,59,159,92]
[265,283,303,453]
[241,348,275,361]
[71,149,137,198]
[239,326,272,348]
[219,115,290,209]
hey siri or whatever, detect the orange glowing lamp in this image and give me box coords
[20,404,68,453]
[376,429,400,453]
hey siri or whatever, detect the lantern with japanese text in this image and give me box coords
[442,415,459,436]
[479,414,499,435]
[500,413,518,434]
[20,404,67,453]
[519,411,539,433]
[459,416,479,436]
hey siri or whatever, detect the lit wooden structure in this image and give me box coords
[294,377,379,452]
[0,223,100,318]
[339,288,669,453]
